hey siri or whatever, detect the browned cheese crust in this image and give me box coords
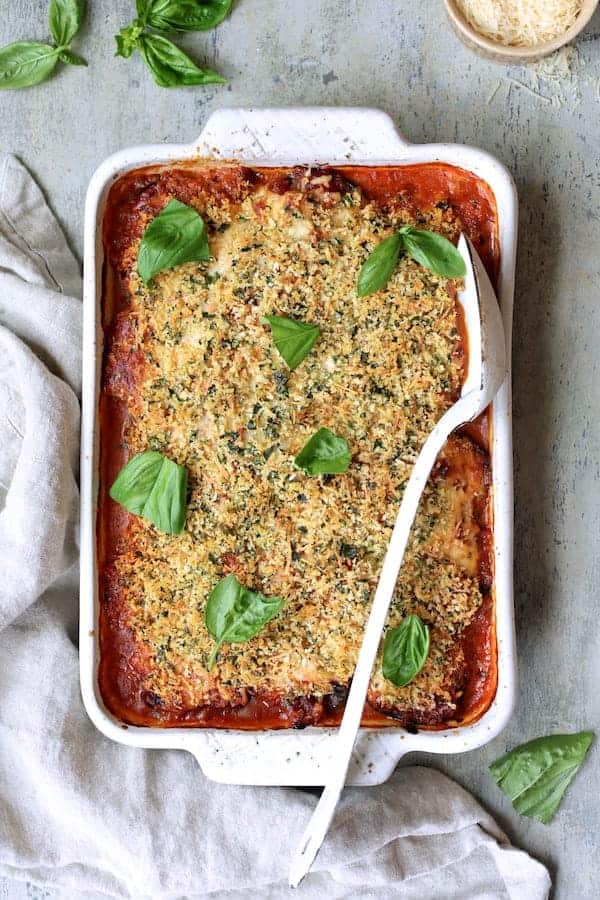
[98,163,497,729]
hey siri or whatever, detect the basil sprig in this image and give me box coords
[116,0,230,87]
[294,427,351,476]
[357,226,466,297]
[489,732,594,824]
[382,614,430,687]
[205,574,284,670]
[0,0,86,91]
[137,199,210,284]
[109,450,188,534]
[262,315,320,371]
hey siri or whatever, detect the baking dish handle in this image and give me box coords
[184,730,414,787]
[194,107,410,165]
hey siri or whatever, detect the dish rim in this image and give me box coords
[80,107,518,786]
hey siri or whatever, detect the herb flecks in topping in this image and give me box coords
[204,574,284,670]
[489,732,594,824]
[357,226,465,297]
[109,450,188,534]
[262,315,320,371]
[294,427,351,476]
[137,199,210,285]
[382,614,430,687]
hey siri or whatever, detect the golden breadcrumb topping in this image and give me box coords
[105,172,489,720]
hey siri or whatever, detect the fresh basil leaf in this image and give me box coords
[115,22,144,59]
[137,198,210,285]
[294,427,351,476]
[136,0,152,22]
[146,0,233,32]
[205,574,284,670]
[59,49,87,66]
[262,315,320,371]
[109,450,188,534]
[399,226,466,279]
[0,42,60,90]
[357,232,403,297]
[382,614,429,687]
[138,33,225,87]
[49,0,85,47]
[489,732,594,824]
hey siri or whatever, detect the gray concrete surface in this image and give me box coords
[1,1,599,897]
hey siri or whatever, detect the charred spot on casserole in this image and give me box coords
[99,163,498,729]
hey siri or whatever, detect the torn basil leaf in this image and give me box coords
[205,574,284,670]
[489,732,594,824]
[382,614,429,687]
[262,315,320,371]
[109,450,188,534]
[294,427,351,476]
[137,198,210,284]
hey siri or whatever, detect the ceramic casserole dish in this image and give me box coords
[80,107,517,785]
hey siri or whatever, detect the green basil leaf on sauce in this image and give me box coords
[382,614,429,687]
[205,574,284,670]
[137,198,210,284]
[489,732,594,824]
[137,33,225,87]
[49,0,85,47]
[357,232,402,298]
[294,427,351,476]
[145,0,232,32]
[0,43,60,90]
[261,315,320,371]
[109,450,188,534]
[357,227,465,296]
[399,226,466,279]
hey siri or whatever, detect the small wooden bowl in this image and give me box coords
[444,0,599,63]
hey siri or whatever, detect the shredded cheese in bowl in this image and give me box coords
[454,0,584,48]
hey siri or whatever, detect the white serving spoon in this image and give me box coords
[289,235,507,888]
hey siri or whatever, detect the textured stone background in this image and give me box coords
[1,1,599,897]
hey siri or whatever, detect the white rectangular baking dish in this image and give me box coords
[80,107,518,786]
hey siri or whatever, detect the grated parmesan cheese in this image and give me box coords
[454,0,583,48]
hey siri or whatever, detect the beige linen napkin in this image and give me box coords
[0,154,551,900]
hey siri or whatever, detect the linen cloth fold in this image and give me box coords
[0,154,551,899]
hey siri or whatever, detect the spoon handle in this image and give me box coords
[289,405,465,888]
